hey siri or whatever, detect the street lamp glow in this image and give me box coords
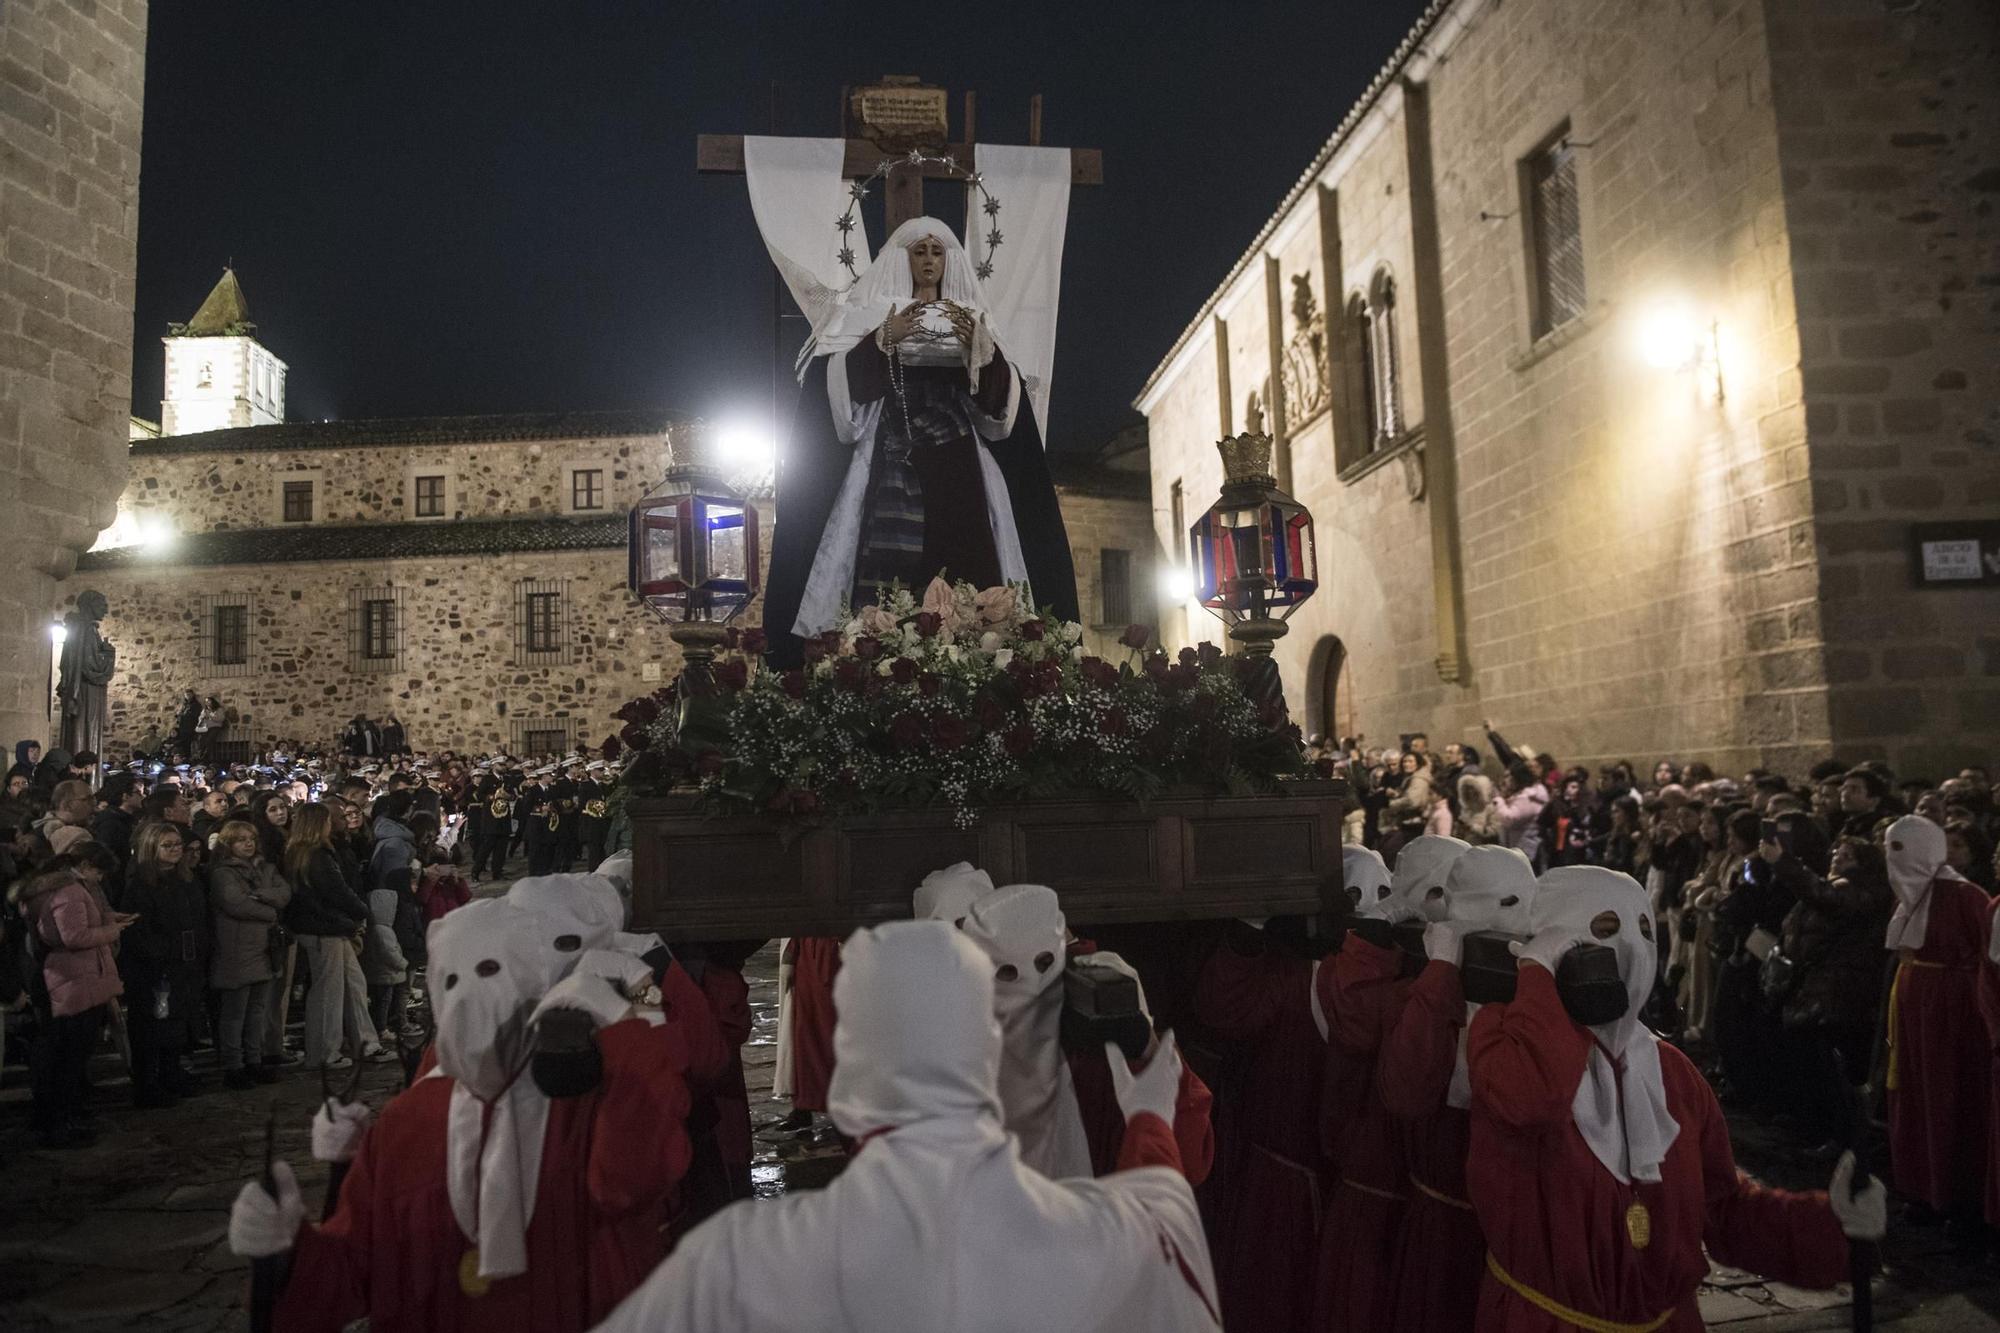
[138,513,177,549]
[715,419,777,473]
[1635,301,1701,371]
[1159,566,1195,602]
[49,621,67,646]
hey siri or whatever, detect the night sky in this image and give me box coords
[134,2,1432,454]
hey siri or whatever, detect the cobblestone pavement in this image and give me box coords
[3,890,1996,1330]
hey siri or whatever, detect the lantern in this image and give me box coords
[628,420,760,626]
[1189,432,1317,713]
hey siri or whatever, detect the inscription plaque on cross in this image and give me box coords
[695,77,1103,235]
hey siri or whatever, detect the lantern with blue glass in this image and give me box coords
[628,420,760,714]
[1189,431,1317,717]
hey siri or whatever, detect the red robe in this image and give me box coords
[698,964,755,1178]
[1190,942,1325,1333]
[1467,967,1849,1331]
[787,937,841,1113]
[1068,1041,1217,1186]
[1979,896,2000,1227]
[279,1019,696,1333]
[1311,934,1412,1333]
[1377,958,1482,1333]
[1888,874,1992,1213]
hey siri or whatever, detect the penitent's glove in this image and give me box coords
[533,970,634,1030]
[575,947,658,997]
[228,1159,305,1258]
[310,1100,371,1164]
[1829,1151,1888,1241]
[1106,1030,1182,1126]
[1071,950,1152,1027]
[1424,921,1471,967]
[1509,926,1587,975]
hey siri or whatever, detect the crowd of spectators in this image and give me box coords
[1314,726,2000,1190]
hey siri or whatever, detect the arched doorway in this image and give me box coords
[1306,635,1355,746]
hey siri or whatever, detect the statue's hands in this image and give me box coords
[881,302,921,346]
[941,301,976,343]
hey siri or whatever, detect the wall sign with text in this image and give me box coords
[1911,521,2000,588]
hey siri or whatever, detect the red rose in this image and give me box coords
[932,714,969,749]
[1100,707,1129,737]
[780,669,807,700]
[803,638,827,664]
[713,659,749,692]
[833,659,865,692]
[1196,642,1223,668]
[854,635,883,661]
[1178,646,1198,668]
[740,627,768,657]
[1165,663,1198,692]
[1020,619,1046,642]
[1034,662,1062,695]
[630,696,661,724]
[695,749,725,777]
[1120,624,1153,651]
[1142,654,1170,681]
[722,626,742,650]
[1003,723,1036,757]
[890,657,918,685]
[914,611,942,639]
[917,671,942,697]
[1079,656,1117,689]
[819,630,845,656]
[599,735,622,761]
[619,722,653,752]
[890,712,926,749]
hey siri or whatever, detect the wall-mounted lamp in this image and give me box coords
[1158,566,1195,603]
[49,621,67,647]
[1634,302,1724,403]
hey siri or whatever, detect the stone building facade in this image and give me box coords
[1,0,149,749]
[1136,0,1999,776]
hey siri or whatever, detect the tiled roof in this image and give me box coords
[131,409,679,457]
[77,514,628,572]
[1048,457,1151,501]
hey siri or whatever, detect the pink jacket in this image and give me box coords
[32,879,124,1017]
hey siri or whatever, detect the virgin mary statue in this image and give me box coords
[761,216,1078,665]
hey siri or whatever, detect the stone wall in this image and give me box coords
[0,0,148,748]
[1768,0,2000,776]
[1050,484,1157,663]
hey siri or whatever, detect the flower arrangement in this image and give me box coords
[613,578,1308,827]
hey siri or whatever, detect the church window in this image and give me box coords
[572,469,604,512]
[1368,269,1402,443]
[197,361,212,389]
[1527,128,1585,338]
[515,579,573,666]
[414,475,447,518]
[349,586,403,673]
[1099,548,1133,627]
[282,480,314,523]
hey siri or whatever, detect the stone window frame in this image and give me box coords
[514,577,574,667]
[1097,547,1134,630]
[199,592,256,678]
[563,458,613,515]
[404,463,455,522]
[275,469,324,525]
[349,585,404,675]
[1500,96,1606,368]
[510,717,577,759]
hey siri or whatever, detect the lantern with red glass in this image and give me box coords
[1189,432,1317,715]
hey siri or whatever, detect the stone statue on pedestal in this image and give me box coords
[57,589,115,768]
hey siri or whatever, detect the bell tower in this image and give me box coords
[160,267,287,436]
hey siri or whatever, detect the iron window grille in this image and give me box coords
[348,586,404,674]
[1528,130,1586,338]
[198,595,255,677]
[1099,548,1133,627]
[511,718,577,757]
[514,579,573,667]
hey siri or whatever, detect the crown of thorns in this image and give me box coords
[836,150,1004,282]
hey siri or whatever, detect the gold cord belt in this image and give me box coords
[1485,1253,1675,1333]
[1410,1173,1474,1211]
[1338,1176,1407,1203]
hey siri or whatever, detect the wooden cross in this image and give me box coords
[696,87,1103,236]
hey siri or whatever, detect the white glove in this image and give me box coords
[310,1100,371,1164]
[533,970,633,1029]
[1424,921,1468,967]
[228,1159,305,1258]
[574,947,657,996]
[1072,950,1152,1027]
[1106,1030,1182,1126]
[1829,1151,1887,1241]
[1510,926,1587,975]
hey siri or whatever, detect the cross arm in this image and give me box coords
[696,134,1102,185]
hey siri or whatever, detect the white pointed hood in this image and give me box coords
[914,861,997,924]
[1442,846,1537,1109]
[1344,845,1395,920]
[1390,834,1472,923]
[1885,815,1966,951]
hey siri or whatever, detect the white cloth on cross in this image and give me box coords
[969,144,1071,441]
[742,135,871,326]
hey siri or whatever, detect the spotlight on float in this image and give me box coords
[1188,431,1318,720]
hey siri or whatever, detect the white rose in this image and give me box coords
[1071,645,1084,660]
[993,649,1014,671]
[980,630,1003,652]
[947,644,963,663]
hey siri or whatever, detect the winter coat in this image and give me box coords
[1455,774,1503,844]
[1777,859,1894,1032]
[361,887,408,986]
[368,816,417,892]
[92,806,137,865]
[1712,855,1794,962]
[47,821,94,857]
[118,865,213,1023]
[1384,767,1437,825]
[286,846,368,939]
[208,851,292,988]
[1493,782,1550,864]
[20,876,123,1017]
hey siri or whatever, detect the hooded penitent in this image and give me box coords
[1442,846,1538,1108]
[597,919,1220,1333]
[1390,835,1473,923]
[1531,866,1678,1184]
[1885,815,1966,951]
[913,861,997,925]
[1344,845,1395,919]
[957,884,1094,1179]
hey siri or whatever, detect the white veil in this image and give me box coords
[800,216,998,371]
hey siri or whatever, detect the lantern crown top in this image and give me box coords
[664,418,726,476]
[1216,432,1277,487]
